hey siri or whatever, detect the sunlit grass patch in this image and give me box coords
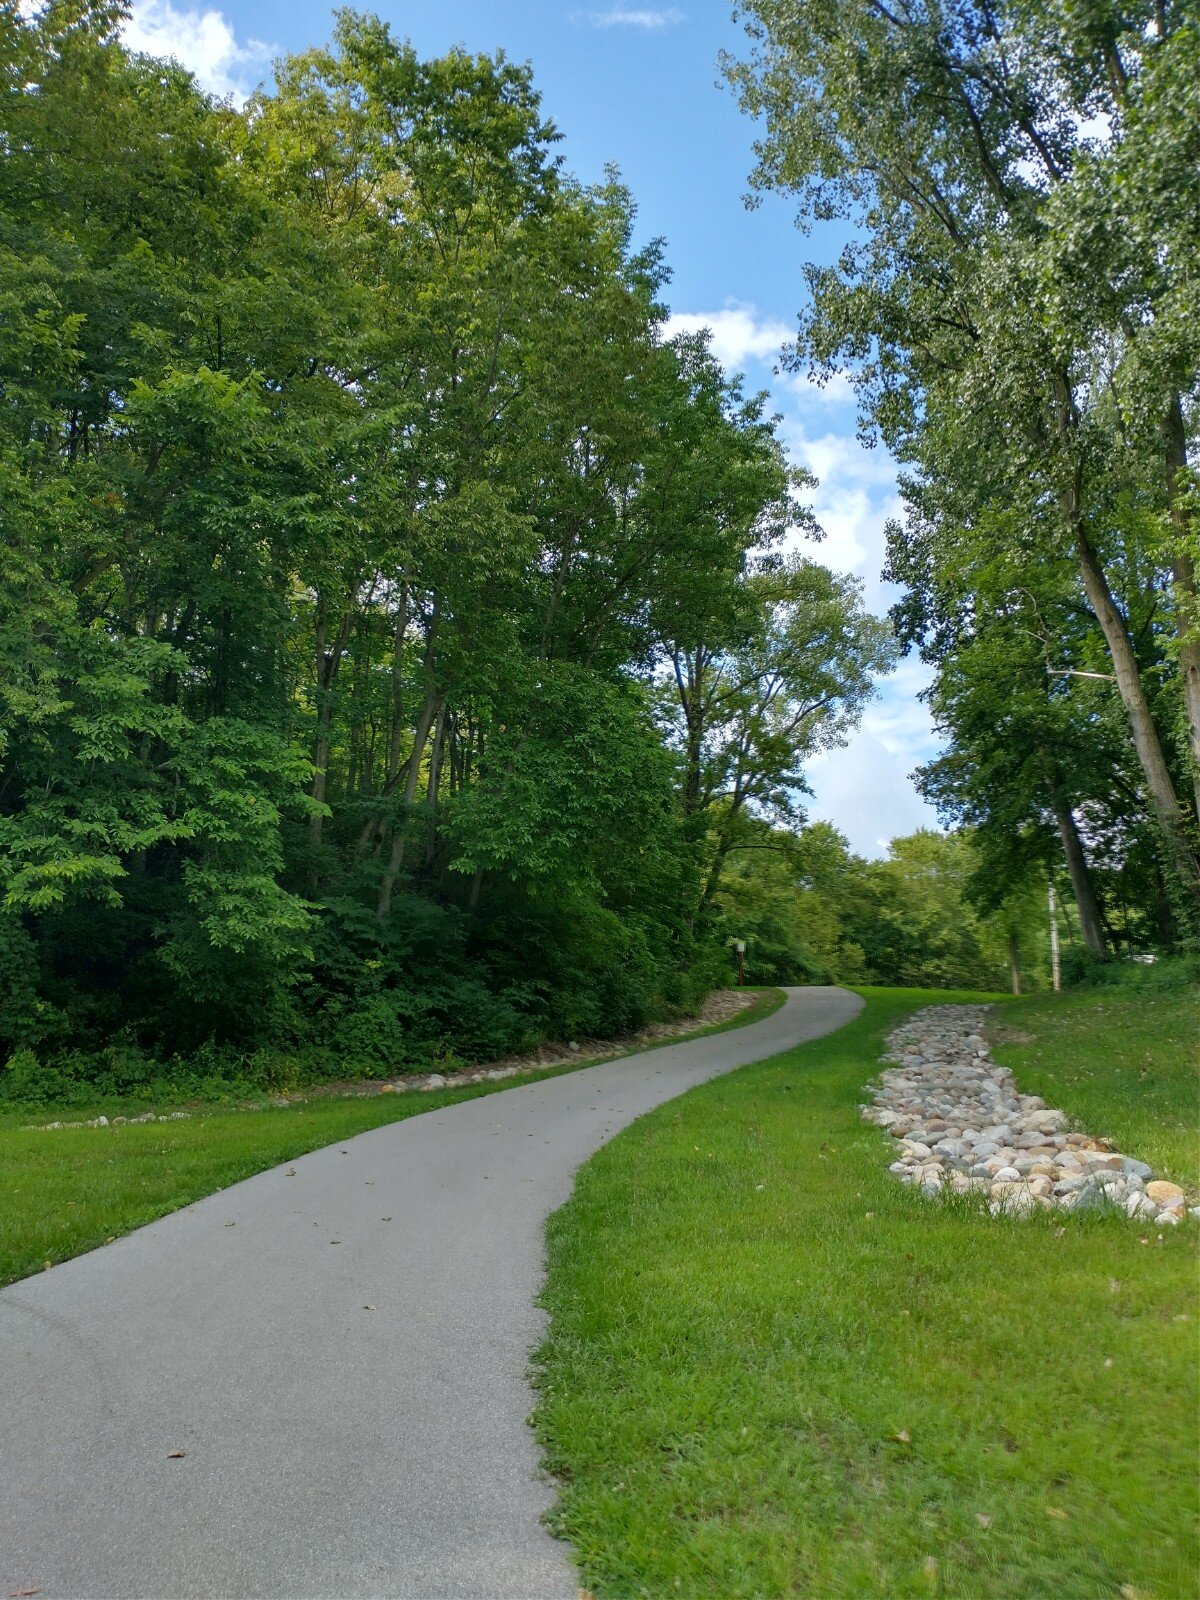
[533,986,1198,1599]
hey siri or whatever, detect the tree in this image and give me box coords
[0,3,898,1083]
[726,0,1200,924]
[661,550,896,921]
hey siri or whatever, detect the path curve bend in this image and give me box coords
[0,985,862,1599]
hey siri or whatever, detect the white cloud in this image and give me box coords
[777,366,857,407]
[589,7,685,26]
[666,303,859,410]
[122,0,272,104]
[863,657,940,755]
[666,301,792,375]
[778,418,903,606]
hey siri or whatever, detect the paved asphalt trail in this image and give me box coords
[1,986,862,1600]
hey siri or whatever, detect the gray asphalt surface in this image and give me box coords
[0,985,863,1600]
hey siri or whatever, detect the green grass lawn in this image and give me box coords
[0,987,784,1290]
[989,987,1198,1185]
[533,985,1199,1600]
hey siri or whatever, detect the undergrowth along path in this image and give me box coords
[0,987,785,1291]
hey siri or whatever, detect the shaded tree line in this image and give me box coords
[0,2,891,1088]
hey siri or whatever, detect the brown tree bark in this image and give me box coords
[1165,394,1200,820]
[308,600,356,879]
[1070,517,1200,904]
[375,685,442,919]
[1052,798,1106,956]
[424,701,448,869]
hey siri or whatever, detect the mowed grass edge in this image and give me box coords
[532,985,1199,1600]
[0,987,785,1291]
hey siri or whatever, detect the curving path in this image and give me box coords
[0,985,862,1600]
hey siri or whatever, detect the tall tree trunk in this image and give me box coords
[1071,520,1200,903]
[1165,393,1200,819]
[308,609,331,891]
[354,589,412,865]
[466,863,484,920]
[1008,930,1021,995]
[1048,882,1061,991]
[375,686,442,919]
[386,587,409,785]
[308,602,355,883]
[424,702,448,869]
[1052,798,1106,955]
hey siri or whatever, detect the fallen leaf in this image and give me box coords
[286,1170,296,1177]
[975,1512,992,1529]
[1046,1506,1069,1520]
[363,1305,375,1312]
[224,1222,235,1228]
[888,1430,911,1444]
[10,1587,41,1596]
[166,1449,186,1459]
[1120,1585,1150,1600]
[329,1240,341,1245]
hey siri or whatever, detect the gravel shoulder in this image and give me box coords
[0,985,861,1600]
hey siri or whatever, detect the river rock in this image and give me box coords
[862,1004,1192,1227]
[1145,1180,1186,1205]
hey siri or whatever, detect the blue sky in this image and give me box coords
[121,0,943,856]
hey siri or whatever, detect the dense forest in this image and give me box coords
[0,1,901,1091]
[728,0,1200,957]
[2,1,1196,1099]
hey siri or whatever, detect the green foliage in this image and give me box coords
[0,3,897,1091]
[727,0,1200,936]
[716,822,1056,992]
[1060,949,1200,993]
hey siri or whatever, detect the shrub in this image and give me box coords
[1,1047,77,1105]
[1063,949,1200,991]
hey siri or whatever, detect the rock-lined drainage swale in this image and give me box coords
[862,1004,1194,1224]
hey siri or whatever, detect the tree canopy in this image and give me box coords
[0,1,898,1088]
[727,0,1200,951]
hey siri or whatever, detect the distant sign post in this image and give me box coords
[734,939,746,987]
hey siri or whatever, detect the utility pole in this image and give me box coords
[734,939,746,987]
[1048,882,1061,992]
